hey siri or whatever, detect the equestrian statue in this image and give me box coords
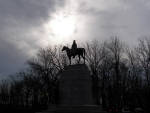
[62,40,85,65]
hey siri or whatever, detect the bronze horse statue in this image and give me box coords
[62,46,85,65]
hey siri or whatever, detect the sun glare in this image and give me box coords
[50,14,76,37]
[44,12,77,44]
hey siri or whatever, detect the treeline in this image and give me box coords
[0,46,66,112]
[0,37,150,112]
[86,37,150,112]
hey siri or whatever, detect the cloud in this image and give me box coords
[72,0,150,44]
[0,0,150,77]
[0,0,66,76]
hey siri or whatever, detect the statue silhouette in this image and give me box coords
[62,42,85,65]
[71,40,77,58]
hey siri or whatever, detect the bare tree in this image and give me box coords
[85,40,107,76]
[27,46,68,104]
[85,40,108,105]
[106,37,125,107]
[0,80,10,105]
[126,48,142,88]
[136,38,150,86]
[107,37,124,85]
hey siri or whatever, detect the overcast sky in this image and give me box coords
[0,0,150,78]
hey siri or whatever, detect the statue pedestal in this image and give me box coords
[59,64,94,105]
[37,64,105,113]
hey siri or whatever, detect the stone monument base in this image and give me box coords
[59,64,94,105]
[37,64,106,113]
[37,105,106,113]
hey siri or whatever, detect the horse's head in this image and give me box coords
[62,46,69,51]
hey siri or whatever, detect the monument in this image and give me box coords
[37,64,106,113]
[59,64,94,105]
[37,43,105,113]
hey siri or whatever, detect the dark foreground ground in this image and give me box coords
[0,104,48,113]
[0,104,147,113]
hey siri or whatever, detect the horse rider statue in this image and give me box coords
[62,40,85,65]
[71,40,77,58]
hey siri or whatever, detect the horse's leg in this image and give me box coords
[81,51,85,64]
[69,57,71,65]
[84,55,85,64]
[81,54,84,64]
[83,50,85,64]
[83,54,85,64]
[78,55,80,64]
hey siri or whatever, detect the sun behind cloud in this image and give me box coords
[44,12,77,44]
[51,13,76,37]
